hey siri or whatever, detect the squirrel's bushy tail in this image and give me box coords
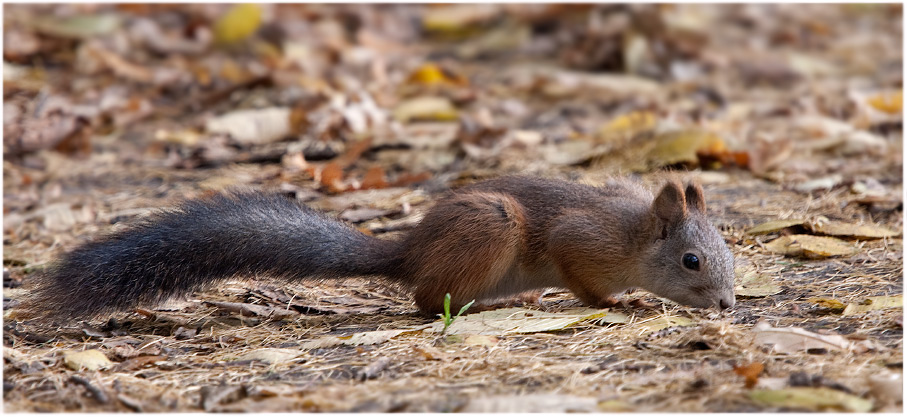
[21,193,404,321]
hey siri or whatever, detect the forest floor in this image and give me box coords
[3,4,903,412]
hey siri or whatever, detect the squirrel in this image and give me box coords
[20,176,736,322]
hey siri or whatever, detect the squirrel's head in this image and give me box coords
[643,180,735,310]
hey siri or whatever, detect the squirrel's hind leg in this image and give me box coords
[406,192,528,315]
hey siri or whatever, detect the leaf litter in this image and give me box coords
[2,3,902,413]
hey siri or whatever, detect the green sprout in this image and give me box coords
[439,293,475,334]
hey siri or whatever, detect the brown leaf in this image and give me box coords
[734,362,765,388]
[319,162,346,193]
[360,166,388,190]
[114,355,167,372]
[763,235,857,258]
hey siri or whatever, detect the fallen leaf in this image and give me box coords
[763,235,857,258]
[406,62,468,87]
[752,321,851,354]
[735,267,782,297]
[214,4,262,45]
[64,350,114,371]
[359,166,389,190]
[633,316,695,335]
[235,348,302,364]
[462,394,600,413]
[32,14,121,39]
[300,326,430,350]
[806,297,846,312]
[597,111,657,145]
[649,129,726,167]
[841,295,903,317]
[745,219,806,235]
[734,362,765,389]
[866,89,902,114]
[808,219,900,239]
[412,345,448,361]
[114,355,166,372]
[393,96,459,123]
[205,107,293,145]
[422,4,501,36]
[867,372,903,404]
[463,334,499,346]
[425,307,620,335]
[748,387,873,412]
[793,175,843,193]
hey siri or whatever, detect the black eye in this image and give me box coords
[682,253,700,271]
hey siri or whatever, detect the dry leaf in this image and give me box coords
[235,348,302,364]
[866,89,902,114]
[867,372,903,404]
[841,295,903,317]
[318,162,346,193]
[806,297,846,311]
[745,219,806,235]
[752,321,851,354]
[32,14,121,39]
[464,335,499,346]
[406,62,468,87]
[64,350,113,371]
[205,107,292,145]
[393,96,459,122]
[300,326,430,350]
[214,4,262,45]
[633,316,695,335]
[748,387,873,412]
[808,219,900,239]
[422,4,501,35]
[597,111,657,144]
[763,235,857,258]
[425,307,621,335]
[462,394,599,413]
[649,129,726,167]
[114,355,166,372]
[735,267,782,297]
[734,362,765,389]
[412,345,448,361]
[359,166,388,190]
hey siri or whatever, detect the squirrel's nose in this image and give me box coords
[719,297,735,310]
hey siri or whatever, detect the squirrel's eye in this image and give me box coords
[682,253,700,271]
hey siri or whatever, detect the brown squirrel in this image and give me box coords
[22,176,735,321]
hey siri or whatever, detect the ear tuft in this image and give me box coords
[684,182,706,212]
[653,180,686,225]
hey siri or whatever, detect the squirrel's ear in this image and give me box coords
[684,182,706,212]
[653,180,686,225]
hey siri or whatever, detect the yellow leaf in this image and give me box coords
[867,90,902,114]
[393,96,459,123]
[649,129,725,166]
[64,350,113,371]
[808,219,900,239]
[406,63,467,87]
[598,111,657,143]
[749,388,873,412]
[841,295,903,316]
[764,235,857,258]
[214,4,262,45]
[807,297,846,311]
[745,219,806,235]
[422,4,499,37]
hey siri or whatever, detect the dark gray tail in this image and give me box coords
[21,193,404,321]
